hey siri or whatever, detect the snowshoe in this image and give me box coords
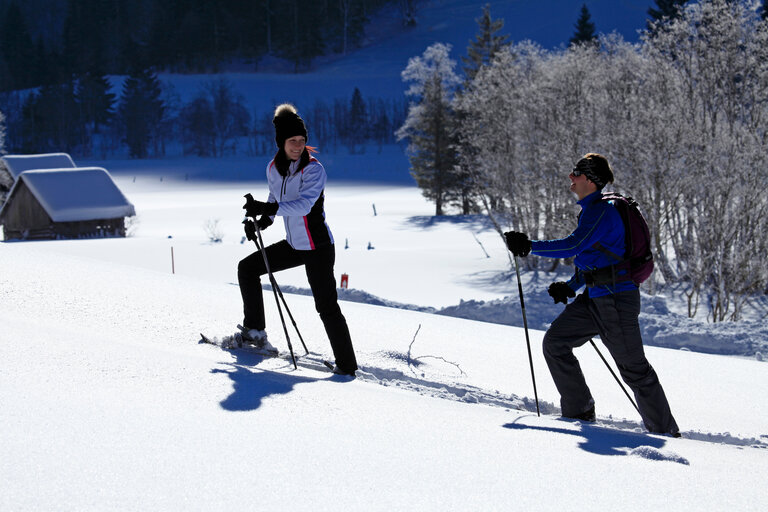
[236,325,278,355]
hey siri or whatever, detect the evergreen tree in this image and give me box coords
[648,0,688,23]
[119,68,165,158]
[32,37,60,87]
[210,79,250,156]
[275,0,326,71]
[180,96,215,156]
[20,81,82,153]
[368,98,392,152]
[77,72,116,134]
[646,0,687,33]
[334,0,368,55]
[180,78,250,157]
[0,2,36,90]
[569,4,597,47]
[396,43,461,216]
[346,87,368,154]
[62,0,108,75]
[462,4,509,83]
[0,107,5,154]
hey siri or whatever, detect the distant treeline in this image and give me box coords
[0,74,407,159]
[0,0,407,91]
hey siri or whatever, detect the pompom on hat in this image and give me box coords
[273,103,308,148]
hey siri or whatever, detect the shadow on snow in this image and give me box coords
[502,415,686,461]
[212,349,338,412]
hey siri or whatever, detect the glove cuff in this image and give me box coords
[264,201,279,216]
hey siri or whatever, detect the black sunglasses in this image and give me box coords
[570,159,595,177]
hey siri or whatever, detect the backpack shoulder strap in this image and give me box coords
[590,192,626,262]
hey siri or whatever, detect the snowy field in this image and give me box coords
[2,159,767,511]
[2,1,767,509]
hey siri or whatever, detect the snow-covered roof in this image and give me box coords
[12,168,135,222]
[1,153,76,180]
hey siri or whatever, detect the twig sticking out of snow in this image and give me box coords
[406,324,465,375]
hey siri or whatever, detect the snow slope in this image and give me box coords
[2,178,767,511]
[2,2,767,508]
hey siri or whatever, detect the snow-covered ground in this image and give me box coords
[2,160,767,511]
[2,1,767,509]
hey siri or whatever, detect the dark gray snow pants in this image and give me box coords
[542,288,679,435]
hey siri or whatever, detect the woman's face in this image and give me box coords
[284,135,306,161]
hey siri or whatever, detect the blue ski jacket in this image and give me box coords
[530,190,637,297]
[264,156,334,250]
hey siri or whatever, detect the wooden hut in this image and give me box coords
[0,167,136,240]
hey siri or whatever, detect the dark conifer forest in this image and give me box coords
[0,0,398,91]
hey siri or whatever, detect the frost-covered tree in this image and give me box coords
[642,0,768,319]
[396,43,461,215]
[455,41,599,270]
[452,0,768,316]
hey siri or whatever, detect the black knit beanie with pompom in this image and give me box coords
[273,103,308,149]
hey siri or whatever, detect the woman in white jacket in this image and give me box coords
[238,104,358,376]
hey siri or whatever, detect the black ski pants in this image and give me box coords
[542,289,679,435]
[238,240,357,373]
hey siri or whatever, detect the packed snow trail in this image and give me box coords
[198,334,767,449]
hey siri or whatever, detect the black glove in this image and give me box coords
[548,281,575,304]
[243,193,278,218]
[256,215,273,231]
[504,231,532,257]
[243,219,257,242]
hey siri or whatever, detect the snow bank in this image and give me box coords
[275,284,768,357]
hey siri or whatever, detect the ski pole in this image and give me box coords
[243,218,297,368]
[588,338,641,417]
[251,218,309,356]
[513,254,540,416]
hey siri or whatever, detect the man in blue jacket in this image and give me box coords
[505,153,679,436]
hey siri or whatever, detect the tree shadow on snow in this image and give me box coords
[503,415,667,457]
[403,214,496,231]
[211,351,319,412]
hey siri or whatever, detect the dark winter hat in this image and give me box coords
[273,103,308,148]
[573,153,614,189]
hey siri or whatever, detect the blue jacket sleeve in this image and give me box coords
[529,203,612,259]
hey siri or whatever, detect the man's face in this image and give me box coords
[569,170,596,199]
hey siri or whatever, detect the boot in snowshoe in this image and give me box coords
[239,327,278,355]
[331,365,356,377]
[565,405,596,423]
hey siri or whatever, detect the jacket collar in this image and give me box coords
[577,189,603,207]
